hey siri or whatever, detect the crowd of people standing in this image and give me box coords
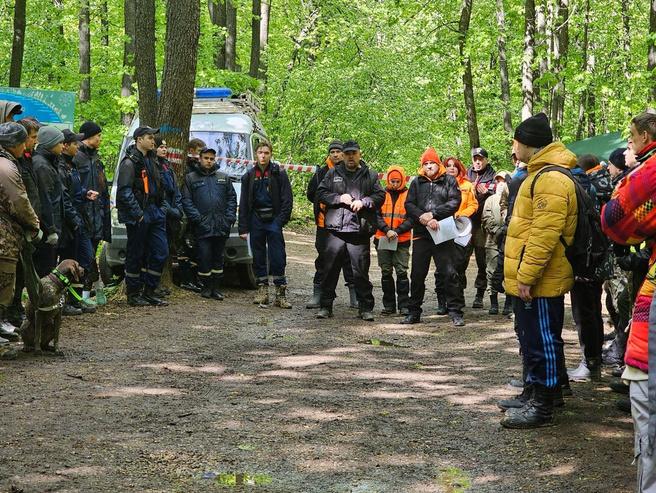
[0,101,654,491]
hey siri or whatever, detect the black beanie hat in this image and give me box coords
[79,121,102,140]
[609,148,628,171]
[328,140,343,153]
[514,113,553,148]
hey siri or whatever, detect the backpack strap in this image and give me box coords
[529,165,573,250]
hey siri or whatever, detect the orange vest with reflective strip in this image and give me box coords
[375,189,411,243]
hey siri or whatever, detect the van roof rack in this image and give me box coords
[191,90,264,134]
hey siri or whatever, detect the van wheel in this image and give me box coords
[237,263,257,289]
[99,242,124,286]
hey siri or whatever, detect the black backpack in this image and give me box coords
[530,166,609,280]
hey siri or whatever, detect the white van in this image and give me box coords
[101,89,267,288]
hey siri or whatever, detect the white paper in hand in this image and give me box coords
[377,236,398,251]
[427,216,459,245]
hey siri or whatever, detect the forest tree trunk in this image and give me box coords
[459,0,480,148]
[156,0,201,175]
[121,0,136,126]
[9,0,26,87]
[249,0,262,78]
[79,0,91,102]
[496,0,512,133]
[521,0,536,120]
[226,1,237,71]
[208,0,227,69]
[134,0,158,126]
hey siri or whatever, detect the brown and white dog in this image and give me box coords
[20,259,85,354]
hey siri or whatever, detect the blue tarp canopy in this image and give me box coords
[0,87,75,128]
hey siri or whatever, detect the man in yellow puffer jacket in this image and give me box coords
[501,113,578,429]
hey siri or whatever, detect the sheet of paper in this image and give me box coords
[377,236,398,251]
[246,233,252,257]
[454,233,472,247]
[427,216,459,245]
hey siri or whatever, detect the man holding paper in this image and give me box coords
[402,148,465,326]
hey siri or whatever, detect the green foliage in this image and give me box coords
[0,0,652,183]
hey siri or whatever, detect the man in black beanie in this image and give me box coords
[498,112,579,429]
[305,140,357,309]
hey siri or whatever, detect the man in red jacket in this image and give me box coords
[602,111,656,492]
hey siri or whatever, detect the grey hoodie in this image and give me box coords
[0,101,22,123]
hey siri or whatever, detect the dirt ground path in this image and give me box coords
[0,231,635,492]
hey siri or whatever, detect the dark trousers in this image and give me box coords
[197,236,227,283]
[409,238,464,317]
[435,242,468,308]
[125,219,169,290]
[514,296,565,389]
[319,231,373,311]
[249,215,287,286]
[313,226,354,286]
[570,280,604,361]
[378,241,410,311]
[34,244,58,278]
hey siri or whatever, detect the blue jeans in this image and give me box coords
[249,215,287,286]
[125,219,169,289]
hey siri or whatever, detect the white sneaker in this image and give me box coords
[0,321,17,334]
[567,361,592,381]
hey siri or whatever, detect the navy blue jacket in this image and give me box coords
[73,143,111,241]
[238,162,293,235]
[58,154,83,247]
[32,147,67,236]
[157,157,183,221]
[182,164,237,239]
[116,144,165,225]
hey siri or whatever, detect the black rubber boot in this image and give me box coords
[472,288,484,309]
[142,286,169,306]
[211,275,225,301]
[381,274,396,314]
[488,294,499,315]
[397,274,410,315]
[348,285,358,309]
[498,385,534,411]
[306,284,321,309]
[200,278,213,299]
[436,296,448,315]
[501,385,555,429]
[127,286,150,307]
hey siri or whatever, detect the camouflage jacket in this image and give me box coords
[0,146,40,261]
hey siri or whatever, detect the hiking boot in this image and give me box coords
[72,299,97,314]
[306,284,321,309]
[316,307,333,319]
[254,285,270,305]
[567,359,601,382]
[127,293,150,307]
[609,379,629,395]
[436,297,448,315]
[501,386,555,429]
[488,294,499,315]
[399,307,410,316]
[400,313,421,324]
[498,385,533,411]
[502,297,513,316]
[274,286,292,309]
[348,285,358,309]
[472,289,484,309]
[142,286,168,306]
[616,397,631,414]
[153,286,170,298]
[451,314,465,327]
[180,281,202,293]
[62,304,83,316]
[381,307,396,316]
[359,311,374,322]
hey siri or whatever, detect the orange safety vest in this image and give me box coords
[375,189,411,243]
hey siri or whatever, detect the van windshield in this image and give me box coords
[190,131,251,179]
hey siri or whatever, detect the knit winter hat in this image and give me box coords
[328,140,343,152]
[420,147,441,165]
[609,147,628,171]
[38,126,65,150]
[514,113,553,148]
[62,129,84,144]
[0,122,27,147]
[79,121,102,140]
